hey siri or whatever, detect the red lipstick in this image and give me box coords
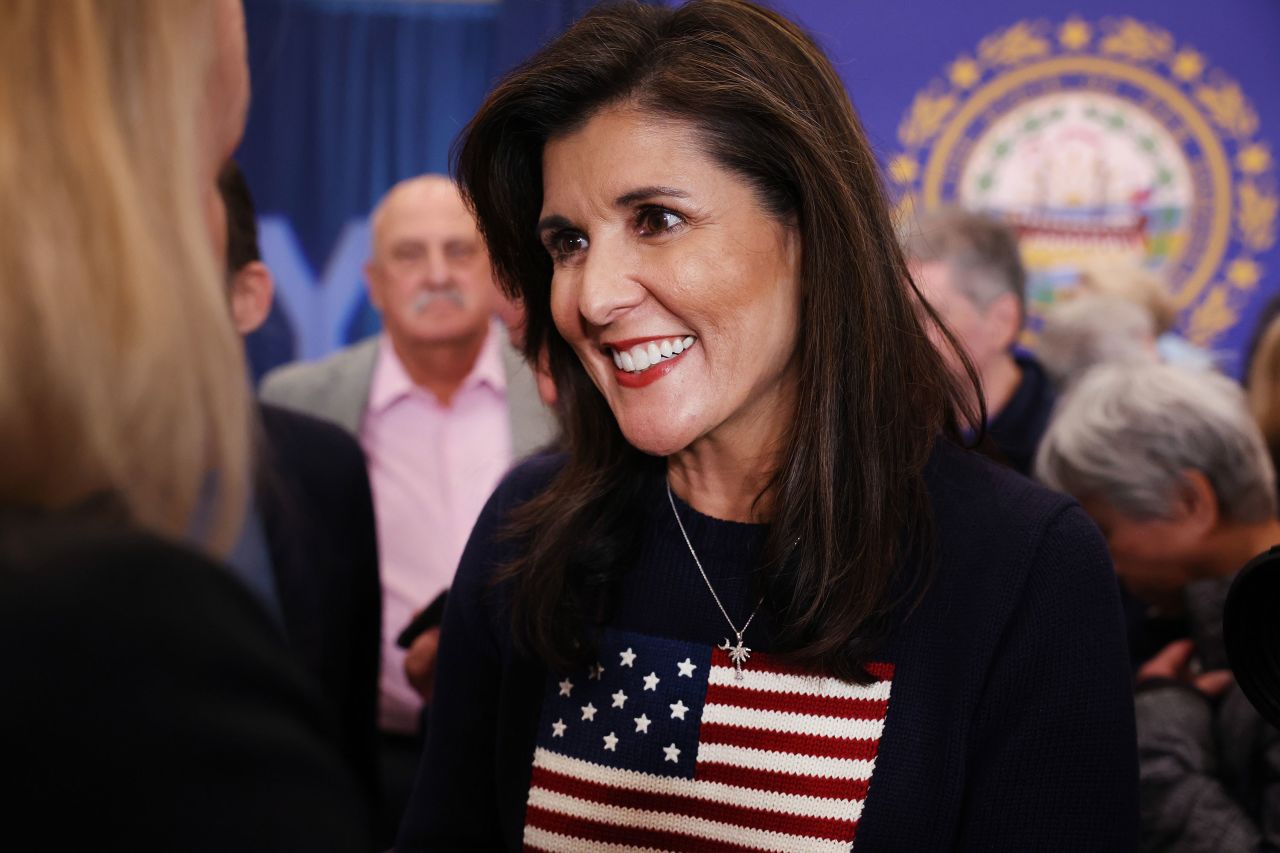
[603,334,688,351]
[615,354,685,388]
[607,336,695,388]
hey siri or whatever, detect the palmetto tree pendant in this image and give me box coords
[719,633,752,680]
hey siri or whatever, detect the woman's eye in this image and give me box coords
[546,231,588,261]
[636,207,683,236]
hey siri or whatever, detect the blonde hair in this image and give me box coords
[0,1,250,552]
[1075,260,1177,335]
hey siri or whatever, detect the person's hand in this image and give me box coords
[1137,638,1234,698]
[404,626,441,703]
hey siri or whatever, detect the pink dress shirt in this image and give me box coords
[361,325,513,734]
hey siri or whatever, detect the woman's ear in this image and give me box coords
[229,260,275,335]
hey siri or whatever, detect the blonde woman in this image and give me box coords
[0,2,365,849]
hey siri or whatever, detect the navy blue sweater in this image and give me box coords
[397,440,1138,851]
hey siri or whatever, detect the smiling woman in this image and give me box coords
[397,1,1139,850]
[540,109,802,459]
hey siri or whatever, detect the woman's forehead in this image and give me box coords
[541,110,714,206]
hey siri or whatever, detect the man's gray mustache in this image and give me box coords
[412,289,465,313]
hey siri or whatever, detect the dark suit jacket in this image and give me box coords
[0,506,369,852]
[257,403,382,820]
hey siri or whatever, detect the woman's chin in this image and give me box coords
[616,422,694,458]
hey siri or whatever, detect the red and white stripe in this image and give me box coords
[523,651,894,852]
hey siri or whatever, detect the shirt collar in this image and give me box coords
[467,318,508,396]
[366,319,507,414]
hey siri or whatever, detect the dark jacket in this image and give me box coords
[0,506,368,852]
[987,352,1056,477]
[1136,578,1280,851]
[258,403,382,818]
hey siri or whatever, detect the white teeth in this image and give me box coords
[610,336,696,374]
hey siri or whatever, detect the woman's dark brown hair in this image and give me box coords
[455,0,976,680]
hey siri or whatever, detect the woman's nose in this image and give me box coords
[575,235,645,327]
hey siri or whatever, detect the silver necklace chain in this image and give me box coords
[666,480,764,680]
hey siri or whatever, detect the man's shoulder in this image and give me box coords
[987,353,1056,475]
[1010,352,1056,419]
[259,337,379,401]
[260,401,368,489]
[258,337,380,430]
[259,404,364,466]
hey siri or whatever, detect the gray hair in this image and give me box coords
[1035,363,1277,523]
[901,207,1027,315]
[1036,294,1157,389]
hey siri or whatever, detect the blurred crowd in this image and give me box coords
[906,208,1280,850]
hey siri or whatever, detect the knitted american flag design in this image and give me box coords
[523,629,894,852]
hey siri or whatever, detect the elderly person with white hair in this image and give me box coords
[1036,363,1280,853]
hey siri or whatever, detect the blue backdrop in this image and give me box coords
[239,0,1280,378]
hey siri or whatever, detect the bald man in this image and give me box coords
[260,176,556,841]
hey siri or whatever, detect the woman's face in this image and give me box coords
[540,107,801,457]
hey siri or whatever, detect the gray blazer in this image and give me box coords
[258,332,558,461]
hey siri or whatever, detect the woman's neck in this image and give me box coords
[666,440,778,524]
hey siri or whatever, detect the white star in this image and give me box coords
[634,714,651,734]
[558,678,573,697]
[663,743,681,763]
[581,702,597,721]
[611,689,628,709]
[677,658,697,678]
[619,647,637,668]
[643,672,660,691]
[669,699,689,720]
[602,731,619,752]
[551,718,567,738]
[588,663,605,680]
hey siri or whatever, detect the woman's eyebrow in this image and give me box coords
[535,213,572,235]
[536,186,690,235]
[614,186,689,207]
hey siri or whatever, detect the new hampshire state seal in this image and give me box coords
[890,17,1277,349]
